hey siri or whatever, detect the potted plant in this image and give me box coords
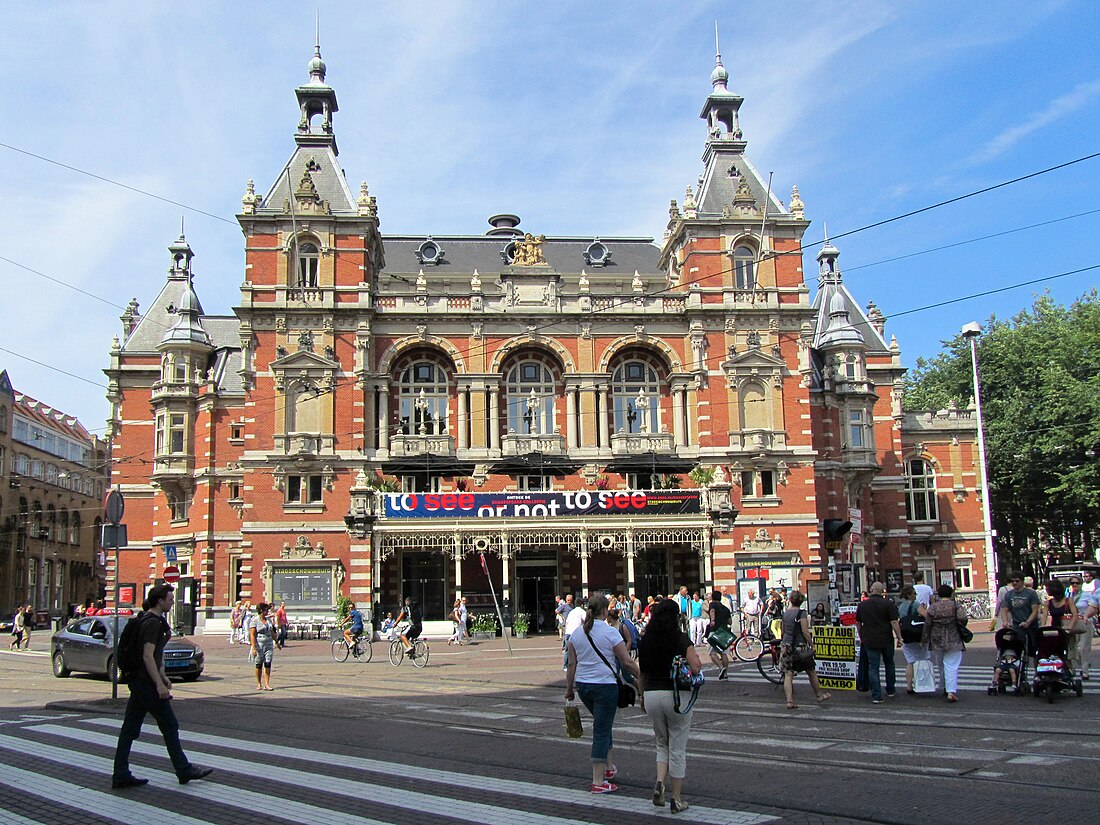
[471,613,497,640]
[511,613,530,638]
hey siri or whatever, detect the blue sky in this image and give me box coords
[1,1,1097,432]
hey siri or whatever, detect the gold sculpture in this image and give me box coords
[512,233,548,266]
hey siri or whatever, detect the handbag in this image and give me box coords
[789,610,815,668]
[956,621,974,643]
[706,626,734,651]
[584,626,636,708]
[671,654,704,714]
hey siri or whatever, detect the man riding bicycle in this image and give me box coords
[395,596,423,657]
[342,602,365,648]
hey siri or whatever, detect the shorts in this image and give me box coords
[406,624,422,641]
[253,644,274,666]
[395,621,411,636]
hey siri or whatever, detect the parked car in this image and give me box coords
[50,613,204,681]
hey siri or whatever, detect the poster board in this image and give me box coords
[814,624,857,690]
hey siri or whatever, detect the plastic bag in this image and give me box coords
[913,659,936,693]
[564,701,583,739]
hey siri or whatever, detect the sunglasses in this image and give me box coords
[1070,580,1082,585]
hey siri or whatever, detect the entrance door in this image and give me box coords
[401,552,447,620]
[516,569,558,634]
[635,547,670,601]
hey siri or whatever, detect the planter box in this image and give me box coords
[473,631,493,640]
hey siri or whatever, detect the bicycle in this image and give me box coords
[731,620,776,662]
[331,633,373,663]
[756,637,784,684]
[388,638,429,668]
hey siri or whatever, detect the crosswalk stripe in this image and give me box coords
[0,731,391,825]
[0,762,209,825]
[75,718,778,825]
[0,808,49,825]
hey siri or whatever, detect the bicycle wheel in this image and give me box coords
[411,640,429,668]
[355,639,373,664]
[756,644,784,684]
[733,633,764,662]
[388,640,404,666]
[331,639,350,662]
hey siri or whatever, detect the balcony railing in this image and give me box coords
[274,433,337,456]
[610,431,675,455]
[389,433,456,457]
[151,455,194,476]
[501,433,566,456]
[729,429,787,451]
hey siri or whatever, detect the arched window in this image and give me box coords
[397,358,450,435]
[740,382,770,430]
[286,380,325,433]
[905,458,938,522]
[733,245,756,290]
[611,358,660,434]
[505,359,556,434]
[297,242,320,288]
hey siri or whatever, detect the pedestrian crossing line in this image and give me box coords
[0,732,392,825]
[0,762,208,825]
[76,718,779,825]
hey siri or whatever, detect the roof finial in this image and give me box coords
[315,10,320,56]
[823,222,828,244]
[180,215,185,238]
[710,22,729,92]
[307,15,327,83]
[715,20,721,62]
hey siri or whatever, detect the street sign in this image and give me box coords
[105,490,125,524]
[163,566,181,584]
[164,545,177,563]
[101,523,128,549]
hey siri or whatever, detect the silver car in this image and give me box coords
[50,614,205,682]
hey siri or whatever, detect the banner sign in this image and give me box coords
[382,490,701,520]
[814,625,857,690]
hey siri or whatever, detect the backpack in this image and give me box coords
[620,616,640,650]
[116,612,155,683]
[899,601,925,644]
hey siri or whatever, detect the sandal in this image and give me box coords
[816,693,831,703]
[786,702,798,710]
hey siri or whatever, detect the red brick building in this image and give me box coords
[103,47,992,634]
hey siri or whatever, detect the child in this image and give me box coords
[379,612,396,640]
[992,649,1020,690]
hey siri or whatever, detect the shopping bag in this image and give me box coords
[564,701,583,738]
[913,659,936,694]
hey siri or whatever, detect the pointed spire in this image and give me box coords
[710,22,730,92]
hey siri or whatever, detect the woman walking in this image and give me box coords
[637,598,700,814]
[920,584,968,702]
[564,594,640,794]
[448,599,463,645]
[229,600,242,645]
[780,591,831,709]
[688,592,707,647]
[897,585,930,694]
[249,602,276,691]
[1041,579,1078,630]
[1068,575,1098,679]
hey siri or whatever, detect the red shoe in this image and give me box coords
[604,765,618,780]
[590,781,618,794]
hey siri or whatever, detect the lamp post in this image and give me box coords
[962,322,998,617]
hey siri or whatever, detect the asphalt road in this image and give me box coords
[0,630,1093,824]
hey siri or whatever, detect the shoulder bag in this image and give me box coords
[790,610,815,668]
[670,653,704,714]
[953,601,973,643]
[583,626,636,708]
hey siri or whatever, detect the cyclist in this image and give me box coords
[396,596,423,657]
[342,602,365,650]
[707,590,734,680]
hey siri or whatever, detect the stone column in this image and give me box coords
[625,541,637,595]
[453,536,463,598]
[489,387,501,451]
[457,388,468,450]
[579,548,590,595]
[598,385,610,447]
[566,387,577,449]
[501,541,512,607]
[378,386,390,453]
[702,547,713,592]
[672,387,685,447]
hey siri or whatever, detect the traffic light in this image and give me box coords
[822,519,853,547]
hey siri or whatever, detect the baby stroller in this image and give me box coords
[988,627,1028,696]
[1031,626,1083,703]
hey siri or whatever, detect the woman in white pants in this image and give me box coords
[920,584,969,702]
[688,593,707,647]
[637,598,702,815]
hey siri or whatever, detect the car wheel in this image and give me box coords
[52,650,71,678]
[106,655,118,683]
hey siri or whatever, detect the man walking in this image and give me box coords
[274,601,289,649]
[912,571,934,608]
[855,582,903,704]
[111,584,213,789]
[741,588,762,635]
[998,571,1041,663]
[676,585,690,633]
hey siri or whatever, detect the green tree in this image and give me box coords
[904,291,1100,579]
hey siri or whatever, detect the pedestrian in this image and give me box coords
[274,601,289,649]
[855,581,902,704]
[1040,579,1078,631]
[9,607,24,651]
[707,589,733,680]
[562,595,587,670]
[741,588,762,635]
[1068,575,1099,679]
[629,592,642,622]
[675,586,690,633]
[637,598,700,815]
[998,570,1041,664]
[20,604,33,650]
[554,594,572,640]
[920,584,969,703]
[111,584,213,789]
[462,596,473,638]
[781,591,831,709]
[249,602,275,691]
[229,600,242,644]
[688,591,707,646]
[764,589,785,640]
[912,571,934,608]
[564,594,640,794]
[449,599,463,645]
[238,600,253,645]
[1083,569,1097,594]
[897,585,930,694]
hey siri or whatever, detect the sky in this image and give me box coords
[1,0,1098,434]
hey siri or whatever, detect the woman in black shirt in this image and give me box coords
[637,598,701,814]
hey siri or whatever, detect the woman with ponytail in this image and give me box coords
[565,594,640,794]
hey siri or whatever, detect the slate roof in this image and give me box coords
[256,144,358,217]
[13,390,93,443]
[696,150,788,218]
[122,277,199,353]
[810,278,889,354]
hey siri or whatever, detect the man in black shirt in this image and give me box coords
[707,590,734,680]
[111,584,213,789]
[396,596,423,657]
[855,582,903,704]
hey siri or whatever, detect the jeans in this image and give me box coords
[576,682,618,763]
[865,646,896,700]
[931,649,963,693]
[112,677,191,778]
[277,625,287,647]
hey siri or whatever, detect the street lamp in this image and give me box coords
[962,322,998,617]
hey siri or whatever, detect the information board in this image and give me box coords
[272,567,332,606]
[814,624,857,690]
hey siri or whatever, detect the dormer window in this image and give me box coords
[415,238,445,266]
[733,246,756,290]
[583,240,612,267]
[297,242,320,288]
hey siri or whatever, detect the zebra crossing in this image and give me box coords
[0,714,779,825]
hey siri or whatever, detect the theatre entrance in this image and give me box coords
[515,557,558,635]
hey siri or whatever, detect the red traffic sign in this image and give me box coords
[163,566,181,584]
[105,489,125,524]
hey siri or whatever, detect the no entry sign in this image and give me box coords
[163,566,181,584]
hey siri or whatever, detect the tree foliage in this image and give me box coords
[904,291,1100,578]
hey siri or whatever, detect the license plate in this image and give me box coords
[165,660,190,668]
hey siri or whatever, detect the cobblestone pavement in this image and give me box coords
[0,630,1092,824]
